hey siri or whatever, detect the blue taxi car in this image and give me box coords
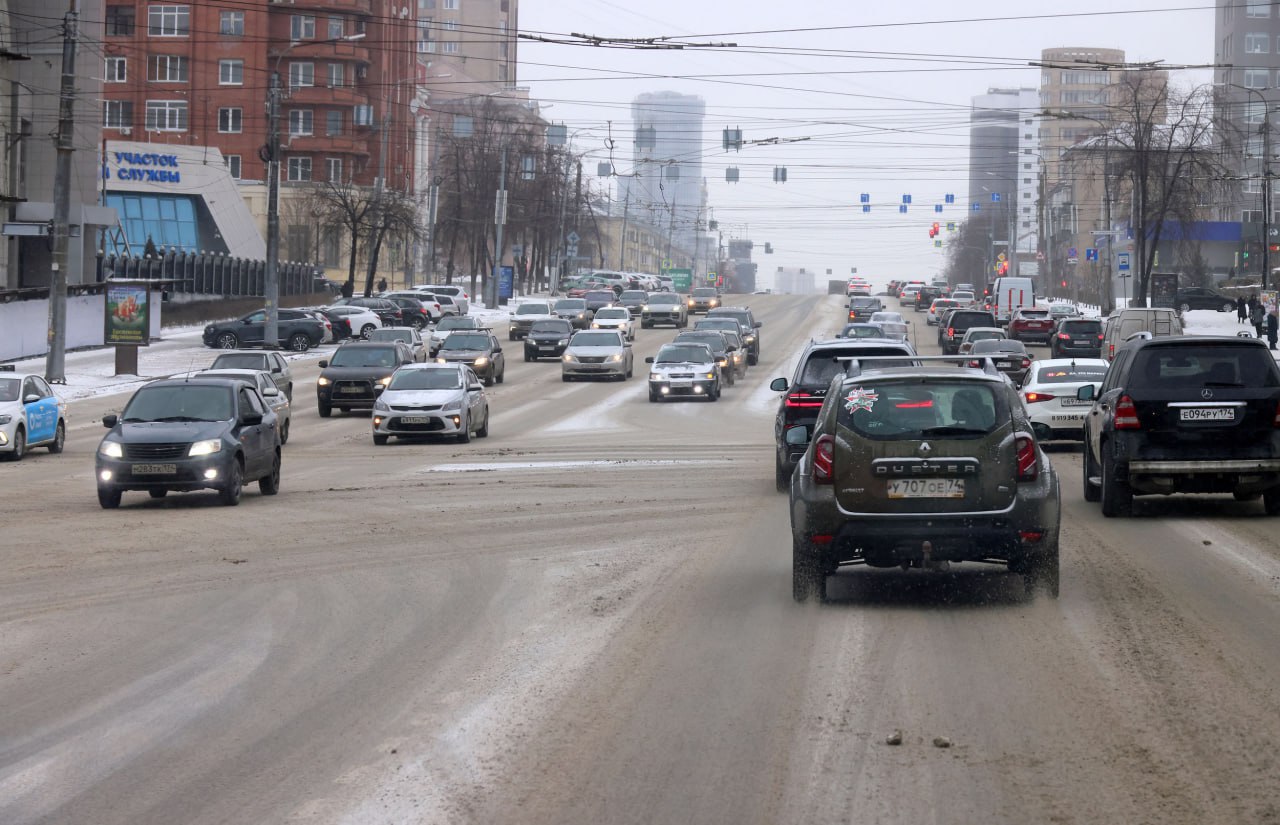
[0,370,68,460]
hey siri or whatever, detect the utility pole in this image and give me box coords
[45,0,79,383]
[262,68,282,350]
[1263,102,1272,291]
[424,177,440,284]
[617,189,630,270]
[488,145,508,308]
[364,110,390,293]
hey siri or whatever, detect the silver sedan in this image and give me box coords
[561,330,634,381]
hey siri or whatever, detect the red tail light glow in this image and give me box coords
[1115,395,1140,429]
[1274,403,1280,428]
[785,393,825,409]
[947,327,955,338]
[895,400,934,409]
[813,434,835,484]
[1024,391,1055,403]
[1057,332,1071,341]
[1015,435,1038,481]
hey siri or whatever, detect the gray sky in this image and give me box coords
[517,1,1215,287]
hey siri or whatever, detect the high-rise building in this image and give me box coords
[1213,2,1280,228]
[968,87,1040,269]
[620,92,707,264]
[1038,47,1126,183]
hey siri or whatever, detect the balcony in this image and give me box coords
[280,134,371,159]
[269,41,371,69]
[284,84,367,108]
[270,0,373,15]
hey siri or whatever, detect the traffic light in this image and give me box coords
[928,222,940,239]
[764,242,773,254]
[1061,280,1067,288]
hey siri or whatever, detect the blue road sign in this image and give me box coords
[1086,248,1098,261]
[990,193,1001,203]
[860,193,870,203]
[1118,252,1131,271]
[934,204,943,213]
[862,204,871,213]
[945,193,955,204]
[898,204,907,214]
[902,194,912,204]
[971,203,981,212]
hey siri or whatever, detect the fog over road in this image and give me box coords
[2,294,1277,824]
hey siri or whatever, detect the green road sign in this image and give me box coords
[668,267,693,291]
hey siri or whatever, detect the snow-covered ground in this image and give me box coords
[4,298,532,402]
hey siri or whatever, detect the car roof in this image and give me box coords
[1030,357,1109,369]
[0,371,43,382]
[198,368,266,378]
[805,338,914,353]
[1125,334,1269,350]
[841,366,1007,385]
[143,376,245,389]
[397,362,463,371]
[336,340,401,349]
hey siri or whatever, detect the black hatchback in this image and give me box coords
[1050,317,1104,358]
[525,319,575,361]
[95,377,281,508]
[317,341,415,417]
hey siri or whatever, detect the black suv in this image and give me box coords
[316,341,415,417]
[582,290,618,315]
[524,319,575,361]
[788,360,1060,601]
[435,329,506,386]
[1050,317,1103,359]
[847,296,883,323]
[939,309,998,355]
[203,309,326,351]
[1174,287,1235,313]
[1081,336,1280,516]
[769,338,916,490]
[706,306,762,365]
[96,377,282,508]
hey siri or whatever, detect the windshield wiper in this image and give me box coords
[152,415,212,422]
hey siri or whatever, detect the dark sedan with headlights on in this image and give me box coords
[524,319,575,361]
[316,341,415,417]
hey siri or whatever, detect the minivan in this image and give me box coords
[1101,307,1183,361]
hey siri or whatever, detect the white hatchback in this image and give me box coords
[1020,358,1109,442]
[590,307,636,340]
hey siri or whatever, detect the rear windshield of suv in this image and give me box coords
[837,381,1002,438]
[950,311,996,328]
[1128,346,1280,390]
[798,347,913,385]
[1061,320,1101,335]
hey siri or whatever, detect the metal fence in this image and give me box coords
[97,251,324,298]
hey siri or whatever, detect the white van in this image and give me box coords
[991,276,1035,325]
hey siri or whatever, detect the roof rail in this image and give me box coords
[836,354,1001,378]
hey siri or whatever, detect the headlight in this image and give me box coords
[608,353,623,362]
[373,400,390,412]
[687,300,695,306]
[649,372,664,381]
[591,323,600,329]
[0,414,10,425]
[441,400,462,412]
[472,357,489,367]
[188,439,222,457]
[642,305,651,311]
[704,372,716,380]
[99,439,123,458]
[744,334,756,343]
[717,357,729,366]
[558,338,569,346]
[317,376,331,386]
[576,313,585,319]
[436,357,448,364]
[563,354,577,362]
[376,375,393,386]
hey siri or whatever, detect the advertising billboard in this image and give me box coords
[104,284,151,346]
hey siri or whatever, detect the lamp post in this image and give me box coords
[1215,83,1273,290]
[263,33,364,349]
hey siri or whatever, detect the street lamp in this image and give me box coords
[1214,82,1273,289]
[263,32,365,349]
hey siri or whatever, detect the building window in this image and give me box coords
[147,5,190,36]
[106,5,135,35]
[326,157,343,182]
[291,15,316,39]
[1246,32,1270,53]
[1248,2,1271,17]
[444,0,458,8]
[219,59,244,85]
[444,20,458,30]
[453,115,473,137]
[287,157,312,182]
[322,230,342,267]
[443,41,459,53]
[1247,101,1266,124]
[1245,68,1270,88]
[327,63,344,88]
[1024,163,1032,170]
[1247,136,1263,157]
[105,57,127,82]
[219,11,244,35]
[287,225,312,261]
[145,100,188,131]
[1244,209,1263,223]
[328,16,344,38]
[288,110,314,136]
[326,110,343,135]
[225,154,241,179]
[103,100,133,129]
[289,62,315,89]
[353,105,374,126]
[420,40,437,53]
[147,55,188,82]
[1245,178,1262,194]
[218,107,242,133]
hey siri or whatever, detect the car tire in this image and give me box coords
[776,458,790,492]
[285,384,293,402]
[1082,443,1101,503]
[649,389,660,402]
[484,372,494,387]
[456,414,471,443]
[1100,441,1132,517]
[524,351,532,362]
[318,403,332,418]
[562,374,571,382]
[709,382,721,401]
[642,321,652,329]
[220,460,243,506]
[279,419,290,446]
[216,332,239,349]
[497,367,505,384]
[259,453,281,495]
[372,432,391,447]
[1264,487,1280,515]
[48,420,65,454]
[97,485,122,509]
[288,333,311,352]
[792,536,826,603]
[477,409,490,438]
[5,426,24,461]
[749,352,758,366]
[149,489,168,499]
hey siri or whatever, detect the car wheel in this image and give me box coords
[372,433,389,446]
[792,535,827,603]
[220,460,243,506]
[1082,443,1101,503]
[216,332,239,349]
[1100,441,1132,517]
[562,374,571,382]
[497,366,505,384]
[456,414,472,443]
[97,485,122,509]
[649,389,660,402]
[48,420,65,454]
[318,403,332,418]
[148,489,168,499]
[484,372,494,387]
[6,426,24,461]
[1222,301,1235,313]
[642,321,652,329]
[259,452,281,495]
[285,384,293,402]
[288,333,311,352]
[477,409,490,438]
[360,324,376,339]
[709,382,721,401]
[1264,487,1280,515]
[414,318,427,331]
[776,458,790,493]
[524,351,532,362]
[749,353,759,366]
[279,419,290,446]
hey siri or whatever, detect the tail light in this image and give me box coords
[1097,333,1105,341]
[947,327,955,339]
[785,392,825,408]
[1020,357,1032,369]
[1015,434,1038,481]
[1057,332,1071,341]
[1108,342,1115,358]
[813,434,835,484]
[1274,403,1280,428]
[1024,391,1055,403]
[1114,395,1140,429]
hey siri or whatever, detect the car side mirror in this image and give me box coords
[645,356,655,363]
[241,413,264,426]
[242,318,253,325]
[469,383,483,392]
[23,393,40,404]
[784,426,810,446]
[262,386,280,397]
[624,342,632,347]
[770,377,788,391]
[102,413,118,428]
[318,360,329,368]
[1076,384,1097,402]
[754,321,763,328]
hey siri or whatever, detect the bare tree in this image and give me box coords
[362,188,424,296]
[308,180,378,291]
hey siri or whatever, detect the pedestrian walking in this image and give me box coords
[340,279,354,299]
[1268,309,1278,351]
[1250,300,1265,338]
[1237,295,1248,324]
[376,276,388,293]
